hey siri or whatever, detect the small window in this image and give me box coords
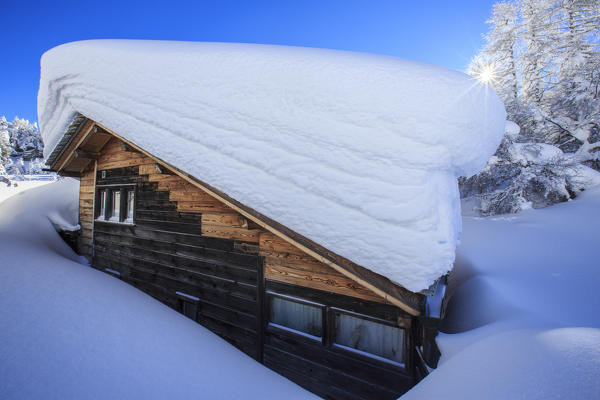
[177,291,199,320]
[95,185,135,224]
[125,190,135,223]
[269,295,323,340]
[334,311,404,365]
[97,189,106,220]
[269,295,323,339]
[182,301,198,320]
[109,190,121,221]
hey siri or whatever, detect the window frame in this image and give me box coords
[95,183,136,225]
[266,291,326,343]
[176,291,200,321]
[330,307,407,368]
[265,290,409,369]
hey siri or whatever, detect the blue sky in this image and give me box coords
[2,0,497,123]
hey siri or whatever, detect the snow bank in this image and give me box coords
[404,187,600,399]
[38,40,506,291]
[0,180,317,399]
[0,179,54,204]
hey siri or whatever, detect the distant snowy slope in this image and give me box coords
[0,180,317,400]
[403,188,600,399]
[38,40,505,291]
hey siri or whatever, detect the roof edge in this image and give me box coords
[45,113,87,169]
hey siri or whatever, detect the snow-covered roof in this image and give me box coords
[38,40,505,292]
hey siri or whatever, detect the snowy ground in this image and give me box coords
[1,180,598,399]
[405,187,600,399]
[0,176,54,204]
[0,180,317,399]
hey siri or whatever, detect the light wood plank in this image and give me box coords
[177,201,233,214]
[265,263,387,304]
[201,224,261,243]
[201,212,248,228]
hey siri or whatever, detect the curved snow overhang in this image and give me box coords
[46,115,426,316]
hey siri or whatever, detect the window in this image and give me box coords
[268,294,323,340]
[95,185,135,224]
[109,190,121,221]
[182,301,198,320]
[266,290,407,367]
[125,190,135,223]
[176,291,199,320]
[97,189,106,220]
[333,311,404,365]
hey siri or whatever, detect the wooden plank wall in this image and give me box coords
[91,138,262,358]
[78,163,95,258]
[264,281,415,400]
[260,232,388,304]
[86,136,416,399]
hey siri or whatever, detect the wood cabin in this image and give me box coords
[45,115,448,400]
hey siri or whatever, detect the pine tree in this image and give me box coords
[0,117,11,174]
[463,0,600,214]
[469,2,521,109]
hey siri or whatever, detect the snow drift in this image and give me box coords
[38,40,506,291]
[404,186,600,399]
[0,180,317,399]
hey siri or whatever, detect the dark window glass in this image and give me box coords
[97,189,106,220]
[334,312,404,364]
[109,190,121,221]
[269,296,322,338]
[182,301,197,320]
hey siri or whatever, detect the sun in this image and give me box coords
[478,64,496,84]
[468,55,499,86]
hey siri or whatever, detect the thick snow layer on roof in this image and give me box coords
[38,40,506,292]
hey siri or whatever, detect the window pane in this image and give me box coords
[335,313,404,364]
[110,190,121,221]
[125,190,135,222]
[269,296,322,338]
[97,190,106,219]
[182,301,197,320]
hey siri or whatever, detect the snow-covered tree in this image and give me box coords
[7,117,43,160]
[0,116,48,177]
[469,2,521,109]
[460,122,600,215]
[464,0,600,215]
[0,117,11,174]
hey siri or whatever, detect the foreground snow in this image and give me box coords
[404,187,600,399]
[1,172,597,399]
[0,178,54,204]
[0,180,317,399]
[38,40,506,292]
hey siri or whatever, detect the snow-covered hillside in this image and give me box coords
[404,187,600,399]
[0,180,317,400]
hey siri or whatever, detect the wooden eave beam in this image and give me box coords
[57,170,84,178]
[120,142,138,152]
[74,150,101,159]
[53,121,96,173]
[93,120,423,316]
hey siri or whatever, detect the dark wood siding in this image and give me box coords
[83,134,424,399]
[264,281,416,400]
[92,165,262,359]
